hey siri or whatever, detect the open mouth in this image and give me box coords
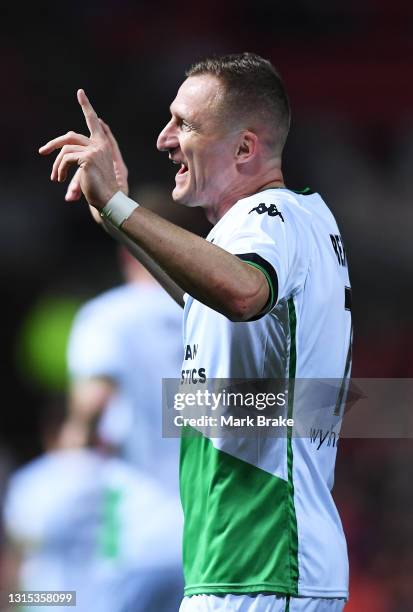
[170,153,189,180]
[177,162,188,176]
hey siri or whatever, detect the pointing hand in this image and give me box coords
[39,89,119,210]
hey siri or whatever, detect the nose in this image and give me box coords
[157,119,178,152]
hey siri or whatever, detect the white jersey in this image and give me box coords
[3,449,184,612]
[67,283,183,494]
[179,188,351,598]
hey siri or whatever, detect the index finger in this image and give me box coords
[77,89,103,136]
[39,132,89,155]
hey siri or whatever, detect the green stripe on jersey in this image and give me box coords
[243,260,276,310]
[98,487,122,559]
[180,430,298,595]
[291,186,313,195]
[287,298,299,591]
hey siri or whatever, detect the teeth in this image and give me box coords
[171,159,188,170]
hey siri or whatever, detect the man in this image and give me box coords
[40,53,352,611]
[66,246,184,610]
[3,400,183,612]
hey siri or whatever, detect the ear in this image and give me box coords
[235,130,258,164]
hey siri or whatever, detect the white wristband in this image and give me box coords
[100,191,139,228]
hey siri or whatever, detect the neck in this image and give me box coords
[205,169,285,225]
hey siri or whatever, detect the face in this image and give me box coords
[157,75,240,208]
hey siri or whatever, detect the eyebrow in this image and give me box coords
[169,104,189,125]
[169,103,183,119]
[169,102,198,128]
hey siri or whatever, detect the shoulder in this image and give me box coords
[212,189,314,244]
[4,454,58,514]
[76,284,180,324]
[70,284,144,339]
[236,188,314,222]
[74,284,131,321]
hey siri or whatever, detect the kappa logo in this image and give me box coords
[249,203,284,221]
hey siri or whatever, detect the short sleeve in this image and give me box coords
[3,472,47,543]
[67,304,124,381]
[217,195,311,312]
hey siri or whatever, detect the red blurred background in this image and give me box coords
[1,1,412,609]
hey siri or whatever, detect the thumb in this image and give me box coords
[65,168,83,202]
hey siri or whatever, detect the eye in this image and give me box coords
[175,115,193,131]
[181,120,192,131]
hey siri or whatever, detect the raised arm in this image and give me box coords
[39,90,270,321]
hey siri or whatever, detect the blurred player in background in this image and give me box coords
[2,399,183,612]
[40,53,352,611]
[65,187,185,609]
[67,212,183,494]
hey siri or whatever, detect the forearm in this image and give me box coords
[102,220,185,308]
[119,204,269,321]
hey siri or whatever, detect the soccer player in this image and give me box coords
[67,247,184,610]
[67,246,183,493]
[3,402,184,612]
[39,53,352,611]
